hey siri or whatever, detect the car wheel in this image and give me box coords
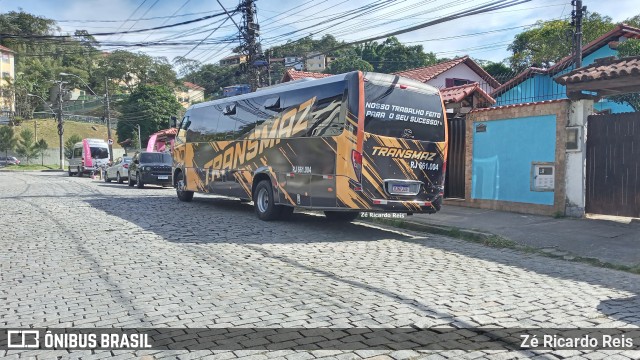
[68,167,73,177]
[104,172,111,182]
[136,173,144,188]
[117,172,123,184]
[77,167,83,177]
[253,180,284,221]
[128,173,134,187]
[324,211,360,222]
[176,171,194,202]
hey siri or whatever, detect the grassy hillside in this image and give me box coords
[2,120,122,149]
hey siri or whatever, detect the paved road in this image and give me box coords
[1,172,640,359]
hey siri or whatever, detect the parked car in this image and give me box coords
[104,156,131,183]
[128,152,173,188]
[68,138,110,176]
[0,156,20,166]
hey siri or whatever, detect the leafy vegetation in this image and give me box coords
[15,129,39,164]
[0,127,18,158]
[116,85,182,147]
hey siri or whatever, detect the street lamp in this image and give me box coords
[26,93,56,116]
[59,72,97,96]
[59,72,114,162]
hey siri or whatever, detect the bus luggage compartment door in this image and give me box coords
[278,172,311,207]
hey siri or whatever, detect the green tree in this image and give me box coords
[117,85,182,148]
[1,11,101,118]
[508,13,616,71]
[35,138,48,165]
[64,134,82,159]
[15,129,39,164]
[0,126,18,159]
[325,56,374,74]
[350,37,437,73]
[481,61,515,83]
[95,50,178,92]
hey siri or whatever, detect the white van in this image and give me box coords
[68,138,110,177]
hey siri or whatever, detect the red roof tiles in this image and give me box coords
[555,55,640,85]
[0,45,15,53]
[281,69,331,83]
[394,56,501,89]
[440,83,495,105]
[183,81,205,91]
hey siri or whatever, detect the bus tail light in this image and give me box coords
[352,150,362,182]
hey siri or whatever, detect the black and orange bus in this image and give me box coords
[172,71,448,221]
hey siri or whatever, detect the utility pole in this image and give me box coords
[572,0,586,68]
[241,0,265,90]
[104,77,113,162]
[56,82,65,170]
[137,124,142,150]
[34,120,37,142]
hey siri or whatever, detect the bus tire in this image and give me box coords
[253,180,281,221]
[176,171,194,202]
[324,211,359,222]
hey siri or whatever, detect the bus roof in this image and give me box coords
[188,71,441,111]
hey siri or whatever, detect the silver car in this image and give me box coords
[104,156,131,184]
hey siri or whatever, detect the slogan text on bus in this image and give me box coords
[365,102,442,126]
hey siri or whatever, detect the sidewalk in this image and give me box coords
[406,205,640,268]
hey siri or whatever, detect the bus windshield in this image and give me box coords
[363,82,445,142]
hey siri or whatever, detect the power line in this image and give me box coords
[114,0,163,41]
[0,11,231,39]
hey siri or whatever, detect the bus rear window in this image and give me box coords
[363,83,445,142]
[90,147,109,159]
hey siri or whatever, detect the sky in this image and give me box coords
[1,0,639,68]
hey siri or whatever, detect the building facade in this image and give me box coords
[0,45,16,115]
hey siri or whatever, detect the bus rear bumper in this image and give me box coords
[370,198,438,213]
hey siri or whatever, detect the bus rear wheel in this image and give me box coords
[176,171,194,202]
[253,180,284,221]
[324,211,360,222]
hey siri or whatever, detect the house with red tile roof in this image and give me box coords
[175,81,205,108]
[394,56,501,95]
[491,23,640,113]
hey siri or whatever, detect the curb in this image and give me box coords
[363,217,640,275]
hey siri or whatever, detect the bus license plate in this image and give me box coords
[158,175,168,180]
[392,185,410,193]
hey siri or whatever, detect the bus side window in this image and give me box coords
[215,104,239,141]
[307,87,347,137]
[233,100,262,139]
[186,106,221,142]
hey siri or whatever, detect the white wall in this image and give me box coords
[564,100,593,217]
[426,64,495,93]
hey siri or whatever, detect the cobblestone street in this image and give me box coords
[2,172,640,359]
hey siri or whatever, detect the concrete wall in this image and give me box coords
[445,100,570,216]
[564,100,594,217]
[6,148,126,166]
